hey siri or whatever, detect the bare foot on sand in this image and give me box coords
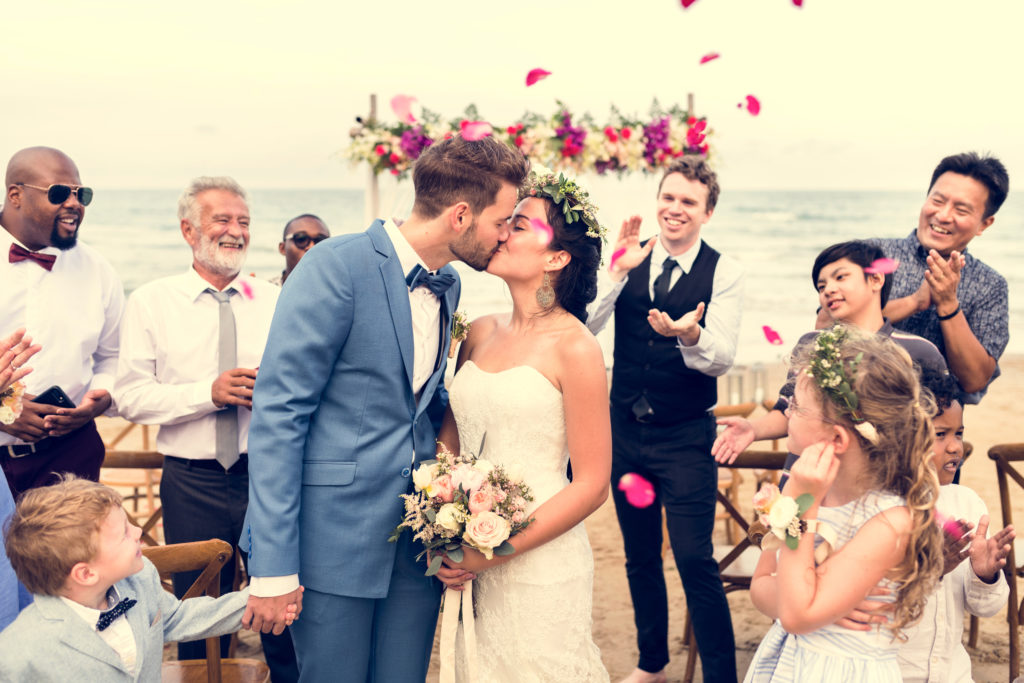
[619,668,667,683]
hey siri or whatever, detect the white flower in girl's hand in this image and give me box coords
[768,496,799,541]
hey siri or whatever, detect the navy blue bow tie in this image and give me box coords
[96,597,137,631]
[406,265,455,298]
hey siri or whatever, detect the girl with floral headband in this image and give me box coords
[745,325,943,682]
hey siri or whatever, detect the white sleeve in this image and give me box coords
[586,275,627,334]
[249,574,301,597]
[677,254,744,376]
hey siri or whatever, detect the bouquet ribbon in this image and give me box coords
[439,581,477,683]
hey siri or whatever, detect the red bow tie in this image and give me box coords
[9,243,56,271]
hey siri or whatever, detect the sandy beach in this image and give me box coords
[98,355,1023,682]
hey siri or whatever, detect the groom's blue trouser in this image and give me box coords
[289,531,442,682]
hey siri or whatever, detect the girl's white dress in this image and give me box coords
[450,361,608,683]
[744,491,906,682]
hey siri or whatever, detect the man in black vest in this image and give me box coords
[588,157,743,683]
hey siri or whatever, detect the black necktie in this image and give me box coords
[406,265,456,298]
[97,597,137,631]
[652,257,675,308]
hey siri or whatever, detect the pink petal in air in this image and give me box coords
[935,510,968,541]
[530,218,554,246]
[240,281,254,300]
[618,473,656,508]
[741,95,761,116]
[792,0,804,6]
[762,325,783,346]
[680,0,699,8]
[864,257,899,275]
[461,121,494,141]
[699,52,720,65]
[609,248,627,271]
[525,69,551,87]
[390,95,418,124]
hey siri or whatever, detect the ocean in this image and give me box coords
[82,179,1023,377]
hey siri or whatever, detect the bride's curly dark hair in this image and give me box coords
[539,198,602,323]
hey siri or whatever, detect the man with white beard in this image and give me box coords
[114,177,297,680]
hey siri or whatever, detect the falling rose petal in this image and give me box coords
[864,257,899,275]
[680,0,699,8]
[792,0,804,6]
[609,247,627,271]
[530,217,554,246]
[935,511,968,541]
[618,473,656,508]
[390,95,418,124]
[743,95,761,116]
[240,281,254,300]
[699,52,720,65]
[461,121,493,141]
[525,68,551,87]
[762,325,783,346]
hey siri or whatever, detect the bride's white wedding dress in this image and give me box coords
[450,361,608,683]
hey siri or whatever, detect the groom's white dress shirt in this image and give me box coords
[113,268,279,461]
[250,218,443,597]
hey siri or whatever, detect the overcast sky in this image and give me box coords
[3,0,1022,190]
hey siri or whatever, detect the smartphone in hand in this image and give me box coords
[33,386,76,409]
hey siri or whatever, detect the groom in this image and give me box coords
[240,135,529,681]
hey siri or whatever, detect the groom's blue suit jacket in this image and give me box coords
[241,220,459,598]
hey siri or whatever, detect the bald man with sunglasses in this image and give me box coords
[271,214,330,286]
[0,146,124,497]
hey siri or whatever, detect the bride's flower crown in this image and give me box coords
[521,164,605,242]
[804,326,879,444]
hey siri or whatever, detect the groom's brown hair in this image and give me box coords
[411,135,529,220]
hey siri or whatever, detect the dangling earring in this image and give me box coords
[536,272,555,308]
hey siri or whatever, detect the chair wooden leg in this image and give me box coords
[683,609,698,683]
[967,614,979,649]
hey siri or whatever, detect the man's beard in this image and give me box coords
[448,220,496,272]
[195,233,247,278]
[50,223,77,251]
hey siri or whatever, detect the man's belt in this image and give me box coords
[4,439,54,459]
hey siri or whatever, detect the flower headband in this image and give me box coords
[803,326,879,443]
[522,164,605,242]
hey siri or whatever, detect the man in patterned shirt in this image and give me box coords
[874,152,1009,404]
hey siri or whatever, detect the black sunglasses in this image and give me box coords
[284,232,328,249]
[18,183,94,207]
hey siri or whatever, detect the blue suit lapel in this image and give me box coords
[34,595,128,674]
[368,221,415,388]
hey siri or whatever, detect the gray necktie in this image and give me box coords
[209,289,239,471]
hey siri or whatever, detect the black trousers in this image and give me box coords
[161,456,299,683]
[610,410,737,682]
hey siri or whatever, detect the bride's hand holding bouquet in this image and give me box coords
[389,442,534,581]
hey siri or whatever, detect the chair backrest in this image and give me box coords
[716,450,789,581]
[988,443,1024,681]
[143,540,233,683]
[713,401,758,419]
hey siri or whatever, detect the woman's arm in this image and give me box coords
[450,328,611,572]
[749,545,780,618]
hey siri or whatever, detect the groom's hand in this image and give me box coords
[243,588,303,635]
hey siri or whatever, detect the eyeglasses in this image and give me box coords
[17,183,94,207]
[784,397,836,424]
[284,232,328,249]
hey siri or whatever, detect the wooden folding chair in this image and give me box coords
[102,450,165,546]
[988,443,1024,680]
[143,540,270,683]
[682,449,788,683]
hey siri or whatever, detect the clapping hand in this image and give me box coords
[608,216,655,282]
[940,518,974,576]
[924,249,965,317]
[968,515,1015,582]
[0,328,40,392]
[647,303,705,347]
[711,417,756,465]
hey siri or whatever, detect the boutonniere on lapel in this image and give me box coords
[450,311,471,358]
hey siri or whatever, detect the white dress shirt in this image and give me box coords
[587,236,744,377]
[113,268,279,460]
[0,227,124,446]
[897,484,1009,683]
[61,586,138,678]
[250,219,444,598]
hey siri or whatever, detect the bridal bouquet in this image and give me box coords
[0,380,25,425]
[389,442,534,576]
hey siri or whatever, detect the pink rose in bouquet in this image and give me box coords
[464,511,512,560]
[752,482,781,526]
[468,486,496,514]
[450,463,488,494]
[427,474,455,503]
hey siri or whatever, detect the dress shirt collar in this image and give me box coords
[0,224,62,257]
[383,218,431,283]
[652,236,703,275]
[182,265,247,302]
[60,585,123,630]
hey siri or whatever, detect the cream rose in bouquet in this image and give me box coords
[0,380,25,426]
[389,442,534,575]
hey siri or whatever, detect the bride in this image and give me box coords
[435,167,611,682]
